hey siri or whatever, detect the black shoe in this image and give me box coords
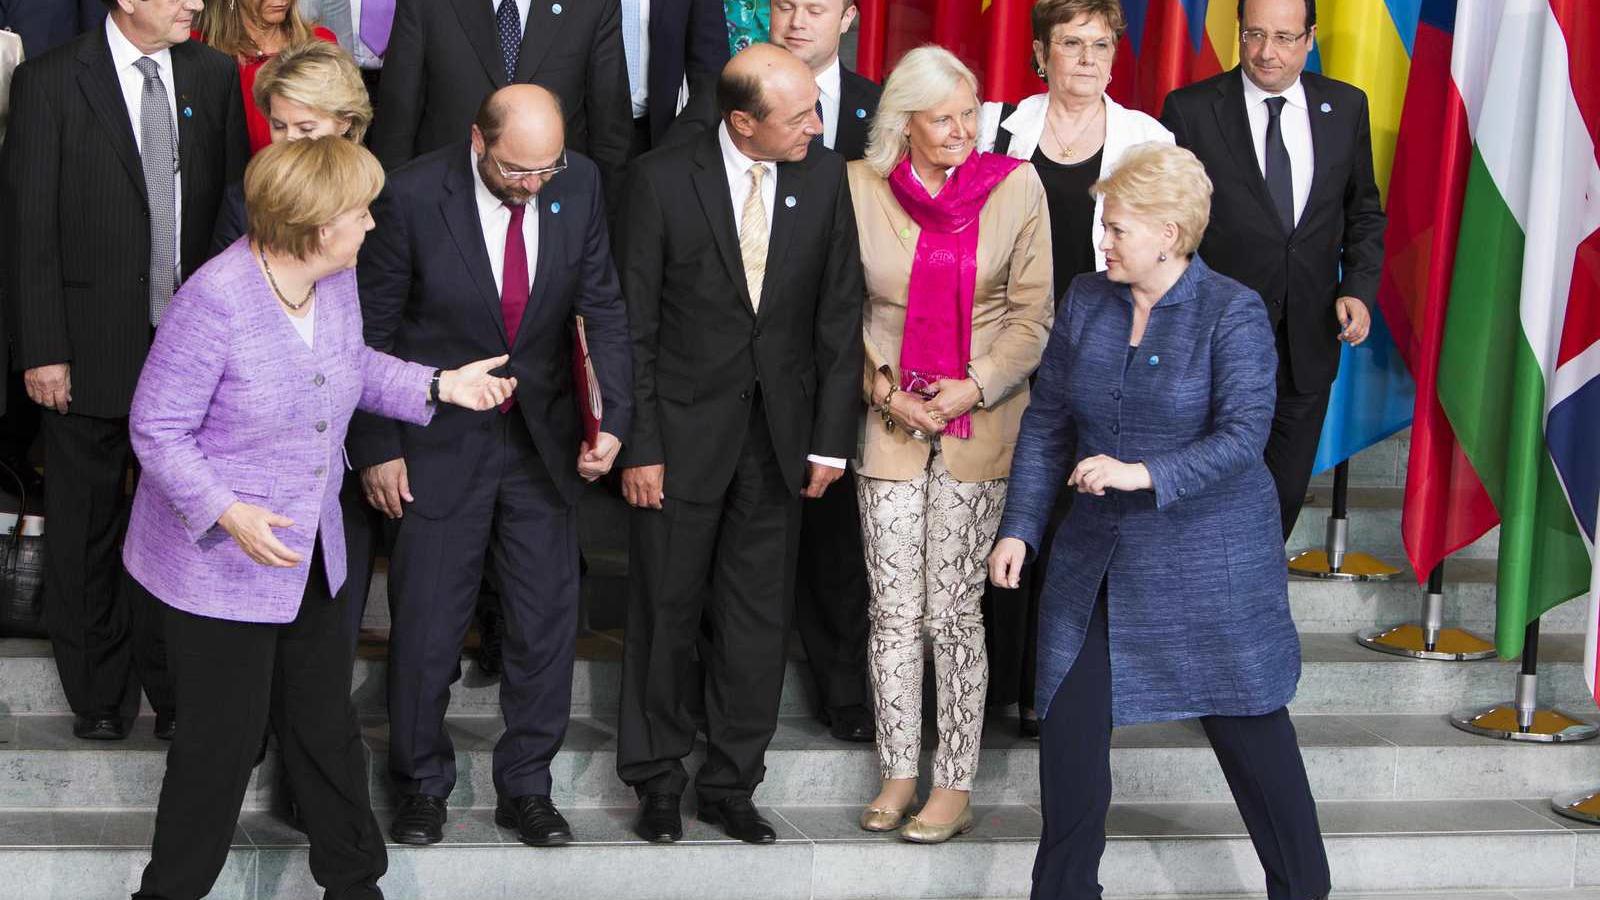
[633,792,682,843]
[1019,713,1040,741]
[697,797,777,844]
[154,711,176,742]
[821,705,874,743]
[495,794,573,846]
[390,794,447,845]
[72,715,127,741]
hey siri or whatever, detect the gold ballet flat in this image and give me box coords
[859,803,911,832]
[898,806,974,844]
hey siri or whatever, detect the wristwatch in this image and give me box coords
[429,369,443,403]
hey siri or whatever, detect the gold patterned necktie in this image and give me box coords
[738,164,769,311]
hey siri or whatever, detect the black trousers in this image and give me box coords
[386,413,579,800]
[134,543,385,900]
[793,464,871,715]
[617,396,801,803]
[1032,590,1330,900]
[41,411,170,719]
[1266,323,1333,540]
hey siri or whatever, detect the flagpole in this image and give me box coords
[1288,461,1404,582]
[1450,617,1598,743]
[1358,561,1496,661]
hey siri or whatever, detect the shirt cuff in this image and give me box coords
[807,454,846,470]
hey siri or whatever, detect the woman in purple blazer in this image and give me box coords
[124,137,516,900]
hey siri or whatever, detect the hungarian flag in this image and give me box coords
[1428,0,1598,659]
[854,0,1038,103]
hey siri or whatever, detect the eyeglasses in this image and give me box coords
[490,149,568,181]
[1048,37,1115,61]
[1240,28,1310,48]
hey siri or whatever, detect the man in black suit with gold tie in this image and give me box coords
[615,44,863,844]
[1160,0,1385,539]
[767,0,878,743]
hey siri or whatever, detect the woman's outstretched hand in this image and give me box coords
[988,536,1028,589]
[439,355,518,411]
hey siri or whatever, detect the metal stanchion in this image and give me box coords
[1553,789,1600,826]
[1450,618,1598,742]
[1358,562,1496,660]
[1289,462,1403,581]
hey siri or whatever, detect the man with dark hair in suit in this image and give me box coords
[353,84,632,848]
[2,0,248,741]
[367,0,632,203]
[620,0,729,155]
[614,44,863,845]
[766,0,878,744]
[1160,0,1384,539]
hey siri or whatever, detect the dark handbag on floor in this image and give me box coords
[0,458,46,638]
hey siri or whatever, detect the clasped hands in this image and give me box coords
[985,454,1152,589]
[874,375,982,438]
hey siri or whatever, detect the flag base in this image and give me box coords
[1449,704,1599,743]
[1289,549,1403,581]
[1357,623,1496,660]
[1552,790,1600,826]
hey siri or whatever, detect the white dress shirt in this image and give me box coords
[715,124,842,470]
[106,16,182,275]
[626,0,651,118]
[1242,70,1313,227]
[815,56,841,150]
[472,152,540,296]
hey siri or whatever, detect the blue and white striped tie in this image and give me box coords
[621,0,642,97]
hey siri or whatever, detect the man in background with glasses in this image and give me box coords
[1160,0,1386,542]
[349,83,633,849]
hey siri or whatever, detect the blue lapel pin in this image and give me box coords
[784,195,797,208]
[1320,102,1332,113]
[1147,354,1160,366]
[182,106,193,118]
[551,2,563,12]
[855,108,867,119]
[550,201,561,214]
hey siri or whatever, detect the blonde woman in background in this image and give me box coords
[194,0,338,153]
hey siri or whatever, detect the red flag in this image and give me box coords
[979,0,1040,102]
[854,0,1038,101]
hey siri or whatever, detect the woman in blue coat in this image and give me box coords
[989,142,1330,900]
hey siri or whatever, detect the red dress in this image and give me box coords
[194,27,339,154]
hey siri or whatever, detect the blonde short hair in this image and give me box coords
[864,45,981,177]
[244,137,384,261]
[252,41,374,142]
[1091,142,1213,256]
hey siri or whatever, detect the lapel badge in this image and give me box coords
[182,107,193,118]
[855,108,867,119]
[1147,354,1160,366]
[899,227,911,240]
[550,201,561,214]
[784,195,796,209]
[551,3,563,13]
[1320,102,1332,113]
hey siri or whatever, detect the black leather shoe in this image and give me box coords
[1019,714,1040,741]
[821,705,874,743]
[72,715,127,741]
[633,792,682,843]
[495,794,572,846]
[154,711,176,742]
[390,794,447,845]
[697,797,777,844]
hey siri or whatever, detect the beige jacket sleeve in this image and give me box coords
[966,166,1053,407]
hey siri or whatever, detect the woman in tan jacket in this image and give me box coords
[849,45,1053,843]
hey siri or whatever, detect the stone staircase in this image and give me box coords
[5,433,1600,899]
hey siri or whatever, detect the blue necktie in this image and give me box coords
[496,0,521,82]
[621,0,642,97]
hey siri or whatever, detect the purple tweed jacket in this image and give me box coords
[123,239,435,624]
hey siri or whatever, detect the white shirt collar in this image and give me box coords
[815,56,841,101]
[106,14,173,76]
[908,161,953,196]
[470,150,537,220]
[718,121,770,181]
[1241,69,1308,111]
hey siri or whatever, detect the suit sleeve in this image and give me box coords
[1141,287,1278,510]
[346,184,413,469]
[687,0,730,76]
[575,162,634,441]
[585,0,633,208]
[2,63,72,370]
[966,168,1053,407]
[1336,91,1385,305]
[368,0,424,169]
[615,163,667,468]
[996,280,1080,559]
[211,185,247,257]
[221,63,249,184]
[810,162,866,460]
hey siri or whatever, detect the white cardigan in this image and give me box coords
[978,93,1174,272]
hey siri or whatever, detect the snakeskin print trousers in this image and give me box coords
[857,446,1006,791]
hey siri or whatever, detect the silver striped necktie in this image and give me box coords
[133,56,177,326]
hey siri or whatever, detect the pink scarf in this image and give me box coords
[888,151,1023,439]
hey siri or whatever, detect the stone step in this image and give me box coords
[6,711,1600,812]
[1,799,1596,899]
[1288,486,1500,564]
[3,631,1590,718]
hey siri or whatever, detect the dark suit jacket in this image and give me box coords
[1,28,248,417]
[211,181,246,255]
[348,144,633,512]
[832,66,879,161]
[616,129,863,503]
[645,0,727,145]
[1160,68,1385,393]
[0,0,104,60]
[369,0,633,201]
